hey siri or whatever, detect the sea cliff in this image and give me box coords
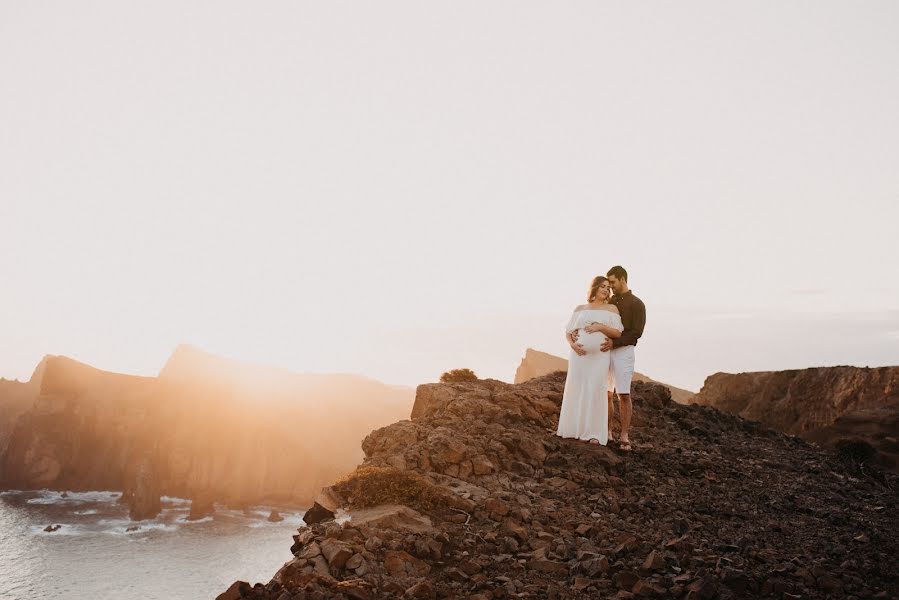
[0,348,413,520]
[219,373,898,599]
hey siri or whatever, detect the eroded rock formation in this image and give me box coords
[0,357,47,468]
[513,348,568,385]
[220,373,898,599]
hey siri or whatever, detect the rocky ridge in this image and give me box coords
[220,373,898,600]
[694,366,899,471]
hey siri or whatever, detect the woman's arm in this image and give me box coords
[584,322,622,338]
[566,331,586,355]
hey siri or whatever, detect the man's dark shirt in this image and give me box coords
[610,290,646,348]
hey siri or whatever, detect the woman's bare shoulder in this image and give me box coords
[574,304,587,311]
[608,304,620,313]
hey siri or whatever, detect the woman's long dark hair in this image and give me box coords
[587,276,609,303]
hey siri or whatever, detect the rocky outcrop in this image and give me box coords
[126,454,162,520]
[693,366,899,434]
[514,347,696,403]
[0,357,47,467]
[221,373,898,599]
[0,348,413,519]
[693,366,899,469]
[513,348,568,384]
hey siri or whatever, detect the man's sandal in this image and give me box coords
[619,441,632,452]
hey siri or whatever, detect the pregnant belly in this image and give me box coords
[575,329,607,353]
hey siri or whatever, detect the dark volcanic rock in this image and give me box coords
[302,501,335,525]
[220,373,899,599]
[694,366,899,471]
[805,401,899,472]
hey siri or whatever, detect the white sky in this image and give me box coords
[2,1,898,391]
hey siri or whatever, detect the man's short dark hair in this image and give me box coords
[607,265,628,282]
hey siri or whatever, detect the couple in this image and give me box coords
[556,266,646,451]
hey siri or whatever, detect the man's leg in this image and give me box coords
[618,393,632,444]
[614,346,636,447]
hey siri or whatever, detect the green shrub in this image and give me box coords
[439,368,478,383]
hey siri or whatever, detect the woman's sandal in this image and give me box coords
[589,438,601,445]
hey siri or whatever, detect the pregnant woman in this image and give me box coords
[557,276,623,445]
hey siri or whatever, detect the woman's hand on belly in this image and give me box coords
[576,328,608,353]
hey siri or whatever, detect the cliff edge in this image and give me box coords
[219,373,897,599]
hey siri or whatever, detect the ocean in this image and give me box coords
[0,489,303,600]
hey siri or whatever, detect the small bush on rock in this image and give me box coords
[334,466,450,511]
[836,438,877,464]
[439,368,478,383]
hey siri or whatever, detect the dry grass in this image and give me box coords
[334,466,450,511]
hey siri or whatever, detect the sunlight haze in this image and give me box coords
[1,1,897,392]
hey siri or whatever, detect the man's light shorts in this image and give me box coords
[609,345,636,395]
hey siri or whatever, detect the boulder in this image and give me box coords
[319,538,353,570]
[315,486,345,512]
[383,550,431,577]
[215,581,250,600]
[345,504,434,533]
[267,510,284,522]
[303,501,335,525]
[527,560,569,576]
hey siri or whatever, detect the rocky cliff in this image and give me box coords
[513,349,568,384]
[693,366,899,470]
[0,348,413,519]
[219,373,898,600]
[0,357,48,470]
[514,348,695,404]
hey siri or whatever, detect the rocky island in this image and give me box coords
[218,372,898,599]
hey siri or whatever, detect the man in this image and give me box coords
[588,265,645,451]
